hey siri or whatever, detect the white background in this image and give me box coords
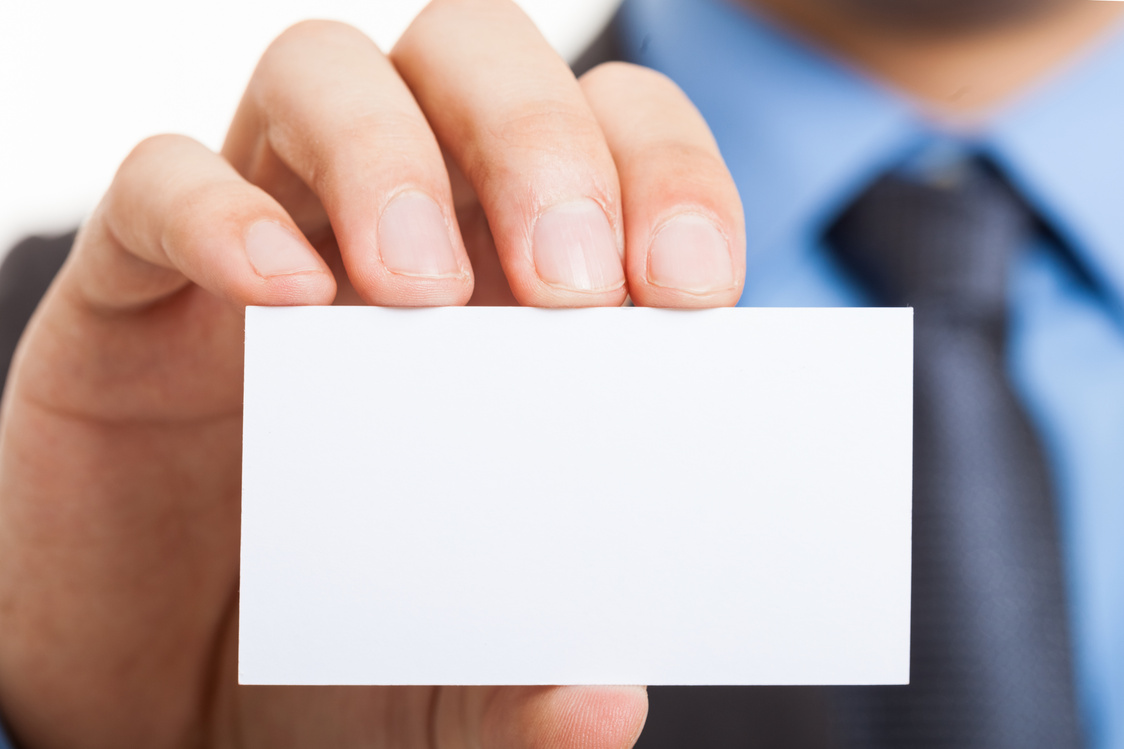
[0,0,619,258]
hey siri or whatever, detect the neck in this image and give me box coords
[749,0,1124,119]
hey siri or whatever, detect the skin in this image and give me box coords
[800,0,1072,33]
[0,2,742,747]
[0,0,1121,746]
[752,0,1124,115]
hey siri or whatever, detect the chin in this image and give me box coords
[822,0,1074,32]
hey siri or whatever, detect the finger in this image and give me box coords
[223,20,473,307]
[481,686,649,749]
[581,63,746,308]
[435,685,649,749]
[68,134,336,313]
[392,0,627,308]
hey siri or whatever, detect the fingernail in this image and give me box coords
[245,221,322,278]
[533,199,624,292]
[647,214,734,294]
[378,192,460,278]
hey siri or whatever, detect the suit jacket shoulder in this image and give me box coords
[0,231,74,400]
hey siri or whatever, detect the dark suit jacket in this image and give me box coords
[0,16,847,748]
[0,231,73,403]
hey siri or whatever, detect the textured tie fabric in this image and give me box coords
[825,161,1084,748]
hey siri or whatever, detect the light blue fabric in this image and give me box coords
[617,1,1124,747]
[0,722,12,749]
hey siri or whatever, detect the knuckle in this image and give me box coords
[261,19,371,72]
[398,0,523,59]
[326,110,433,154]
[490,103,604,153]
[279,111,439,197]
[119,134,191,175]
[170,180,242,229]
[581,61,682,99]
[160,180,245,251]
[647,139,727,177]
[632,139,736,205]
[418,0,518,18]
[270,19,366,51]
[468,103,616,202]
[651,142,737,200]
[107,134,197,221]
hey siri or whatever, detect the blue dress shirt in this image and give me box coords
[618,0,1124,746]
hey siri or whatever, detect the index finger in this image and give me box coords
[392,0,628,308]
[223,20,475,307]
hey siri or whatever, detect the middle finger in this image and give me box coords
[392,0,628,308]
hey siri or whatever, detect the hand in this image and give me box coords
[0,1,745,746]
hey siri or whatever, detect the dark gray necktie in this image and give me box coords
[825,162,1083,748]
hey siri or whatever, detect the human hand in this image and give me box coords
[0,1,745,747]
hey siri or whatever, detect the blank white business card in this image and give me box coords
[239,306,912,686]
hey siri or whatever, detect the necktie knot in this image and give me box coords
[827,162,1033,325]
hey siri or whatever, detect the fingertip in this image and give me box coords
[251,268,338,307]
[354,274,475,308]
[581,61,746,310]
[531,199,625,294]
[239,219,337,306]
[509,285,629,310]
[244,220,323,279]
[346,254,475,308]
[337,191,475,308]
[377,191,464,280]
[504,199,629,309]
[483,685,649,749]
[574,685,650,749]
[629,212,743,309]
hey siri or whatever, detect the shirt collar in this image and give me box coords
[616,0,1124,309]
[986,24,1124,312]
